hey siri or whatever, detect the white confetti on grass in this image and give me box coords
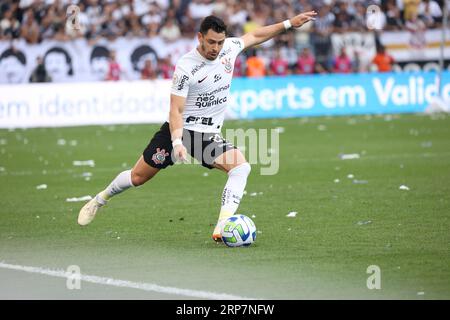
[245,192,264,197]
[357,220,372,226]
[73,160,95,167]
[66,195,92,202]
[36,184,47,190]
[417,291,425,296]
[347,174,354,179]
[57,139,66,146]
[399,185,410,191]
[421,141,432,148]
[339,153,360,160]
[334,179,340,183]
[286,211,298,218]
[353,179,368,184]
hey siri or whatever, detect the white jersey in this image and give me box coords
[170,37,245,133]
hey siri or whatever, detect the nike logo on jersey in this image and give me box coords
[198,76,208,83]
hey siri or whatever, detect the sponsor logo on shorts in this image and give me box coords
[210,134,225,143]
[152,148,169,165]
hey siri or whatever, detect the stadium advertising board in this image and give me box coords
[0,80,170,128]
[227,72,450,119]
[0,72,449,128]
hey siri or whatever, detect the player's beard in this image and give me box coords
[201,42,216,61]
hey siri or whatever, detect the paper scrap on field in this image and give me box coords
[287,211,298,218]
[73,160,95,167]
[340,153,360,160]
[66,195,92,202]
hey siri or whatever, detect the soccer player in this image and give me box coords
[78,12,316,241]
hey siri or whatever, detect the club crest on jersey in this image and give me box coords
[152,148,169,165]
[222,57,232,73]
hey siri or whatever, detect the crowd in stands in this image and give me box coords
[0,0,446,82]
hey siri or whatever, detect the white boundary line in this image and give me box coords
[0,261,256,300]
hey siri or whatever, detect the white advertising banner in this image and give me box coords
[380,29,450,62]
[0,80,171,128]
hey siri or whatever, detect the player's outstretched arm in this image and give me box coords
[169,94,188,162]
[240,11,317,50]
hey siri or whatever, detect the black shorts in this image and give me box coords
[143,122,236,169]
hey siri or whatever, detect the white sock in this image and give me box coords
[218,163,251,222]
[96,170,134,205]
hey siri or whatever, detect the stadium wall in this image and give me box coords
[0,72,449,128]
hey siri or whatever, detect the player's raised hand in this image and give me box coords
[290,11,317,28]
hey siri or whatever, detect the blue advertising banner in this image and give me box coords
[227,72,450,119]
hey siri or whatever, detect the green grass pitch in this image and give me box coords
[0,113,449,299]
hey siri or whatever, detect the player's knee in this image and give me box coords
[229,162,251,177]
[131,170,149,186]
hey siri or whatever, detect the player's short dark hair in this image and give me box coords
[43,47,73,75]
[199,15,227,35]
[0,48,26,65]
[90,46,110,62]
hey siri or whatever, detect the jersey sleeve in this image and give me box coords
[170,64,191,98]
[226,37,245,58]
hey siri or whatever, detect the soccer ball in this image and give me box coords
[221,215,257,247]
